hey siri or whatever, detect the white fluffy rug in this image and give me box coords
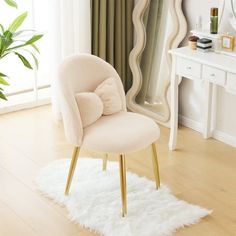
[36,158,211,236]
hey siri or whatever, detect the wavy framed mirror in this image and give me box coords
[126,0,187,127]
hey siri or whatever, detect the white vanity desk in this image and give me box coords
[169,46,236,150]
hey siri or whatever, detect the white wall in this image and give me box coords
[180,0,236,146]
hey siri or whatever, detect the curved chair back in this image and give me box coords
[58,54,126,145]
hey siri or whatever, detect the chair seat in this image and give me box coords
[82,112,160,154]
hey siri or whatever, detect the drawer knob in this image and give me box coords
[210,73,215,77]
[186,66,192,70]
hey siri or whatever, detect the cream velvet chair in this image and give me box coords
[58,54,161,217]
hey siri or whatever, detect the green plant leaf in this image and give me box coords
[1,52,10,58]
[8,12,27,33]
[0,72,8,77]
[0,37,2,55]
[30,43,40,53]
[5,35,43,53]
[15,52,33,69]
[13,29,35,37]
[4,42,25,52]
[0,31,13,56]
[0,90,7,100]
[0,24,4,33]
[4,0,17,8]
[25,34,43,45]
[28,51,38,69]
[3,30,13,39]
[0,77,9,86]
[18,48,38,69]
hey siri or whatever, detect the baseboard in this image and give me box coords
[0,98,51,115]
[212,130,236,148]
[178,115,203,133]
[179,115,236,148]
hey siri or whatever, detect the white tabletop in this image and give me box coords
[169,47,236,74]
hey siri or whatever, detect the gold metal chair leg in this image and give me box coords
[65,146,80,195]
[102,153,108,171]
[119,154,127,217]
[151,143,161,189]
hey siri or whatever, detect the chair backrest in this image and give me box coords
[58,54,127,146]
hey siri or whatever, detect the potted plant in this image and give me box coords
[0,0,43,100]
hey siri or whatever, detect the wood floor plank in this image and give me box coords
[0,166,80,236]
[0,105,235,236]
[0,200,38,236]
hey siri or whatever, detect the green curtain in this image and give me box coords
[91,0,134,92]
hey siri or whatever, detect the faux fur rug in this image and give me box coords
[36,158,211,236]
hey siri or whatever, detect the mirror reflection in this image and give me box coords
[232,0,236,17]
[135,0,171,122]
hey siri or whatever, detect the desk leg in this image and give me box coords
[211,84,218,135]
[169,57,178,151]
[203,81,213,139]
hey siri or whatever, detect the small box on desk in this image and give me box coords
[197,38,213,52]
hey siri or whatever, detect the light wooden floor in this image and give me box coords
[0,105,235,236]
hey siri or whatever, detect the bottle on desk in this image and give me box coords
[210,7,218,34]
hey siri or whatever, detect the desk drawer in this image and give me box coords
[177,58,201,79]
[226,73,236,94]
[202,65,226,85]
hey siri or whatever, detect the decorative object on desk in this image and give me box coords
[197,38,213,52]
[191,29,220,51]
[210,7,218,34]
[188,35,199,50]
[221,33,235,52]
[36,158,211,236]
[191,0,236,57]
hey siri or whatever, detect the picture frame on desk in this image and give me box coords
[221,34,235,52]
